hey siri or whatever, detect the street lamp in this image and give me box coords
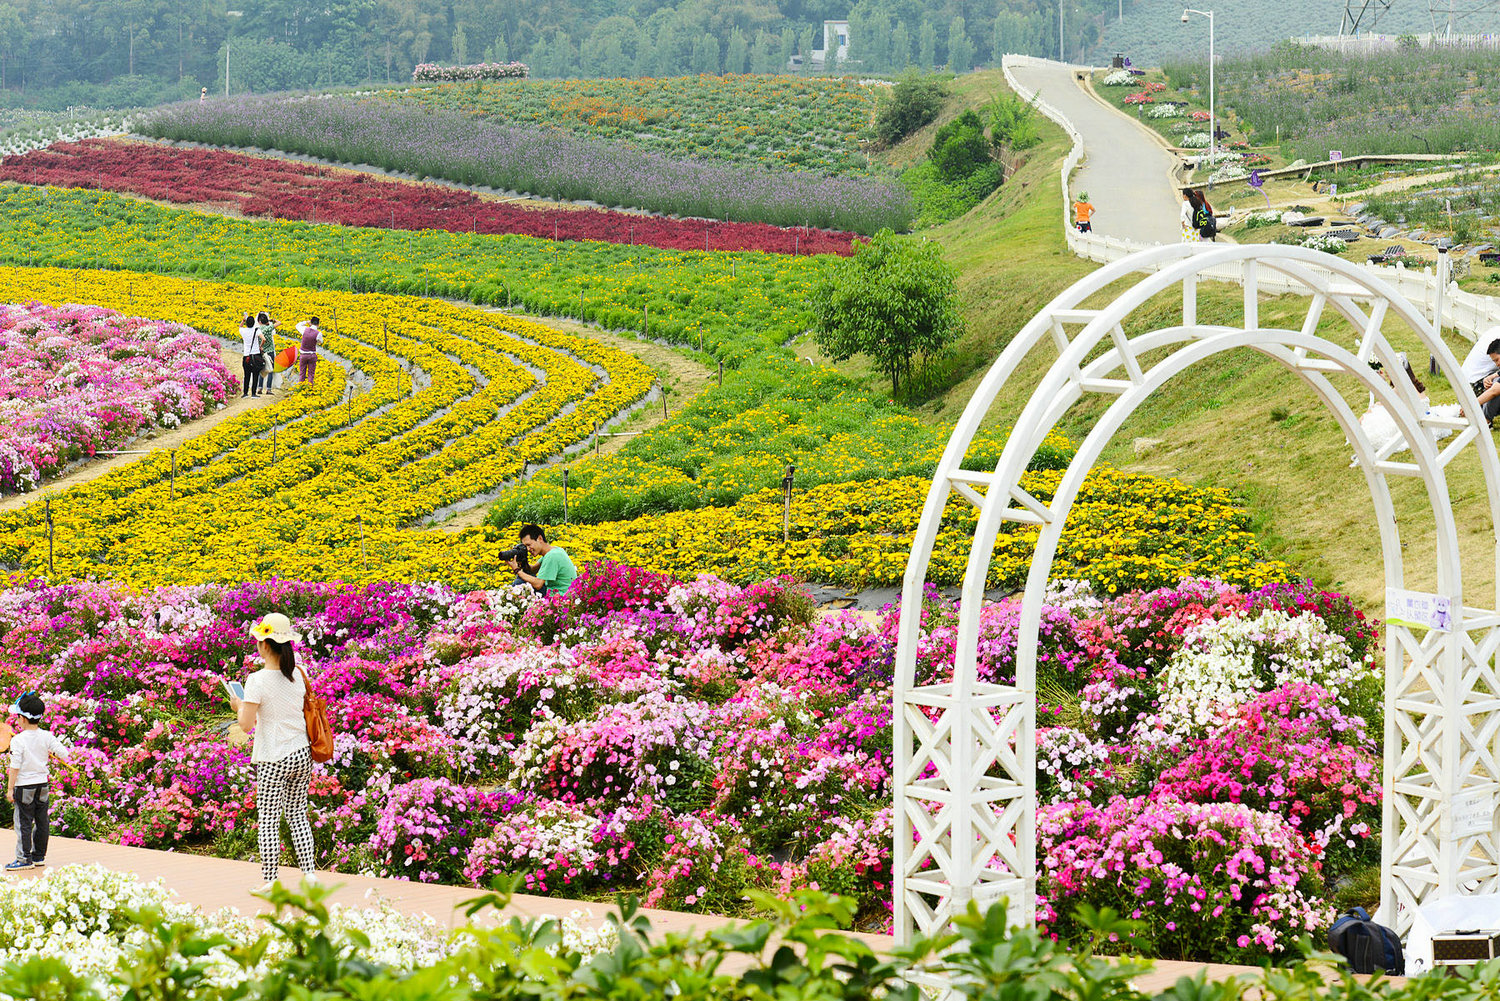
[1181,8,1215,169]
[225,10,243,98]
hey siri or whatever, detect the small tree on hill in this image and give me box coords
[811,231,964,399]
[929,109,990,182]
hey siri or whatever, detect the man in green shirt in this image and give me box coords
[517,524,578,596]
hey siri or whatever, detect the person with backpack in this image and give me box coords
[254,312,279,396]
[239,313,262,398]
[1180,190,1202,243]
[1195,191,1218,241]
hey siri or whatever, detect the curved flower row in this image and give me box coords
[0,301,234,493]
[0,139,861,256]
[0,186,822,367]
[501,468,1294,593]
[0,266,652,585]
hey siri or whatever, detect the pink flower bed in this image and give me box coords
[0,569,1382,959]
[0,302,234,493]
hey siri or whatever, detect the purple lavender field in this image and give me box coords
[139,96,914,234]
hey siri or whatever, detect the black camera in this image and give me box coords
[500,543,528,564]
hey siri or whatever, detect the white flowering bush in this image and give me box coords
[1152,609,1366,739]
[1146,104,1184,119]
[1210,163,1249,183]
[1101,70,1134,86]
[0,864,478,999]
[1297,233,1349,254]
[1181,131,1212,148]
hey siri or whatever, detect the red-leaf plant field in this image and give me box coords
[0,139,859,256]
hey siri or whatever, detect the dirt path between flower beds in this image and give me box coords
[0,347,279,514]
[438,311,714,533]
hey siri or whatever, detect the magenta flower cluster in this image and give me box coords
[0,302,235,493]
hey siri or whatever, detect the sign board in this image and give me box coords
[1330,150,1343,162]
[1386,587,1454,632]
[1452,789,1494,838]
[1330,184,1338,198]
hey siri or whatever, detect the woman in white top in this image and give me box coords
[239,314,261,399]
[230,612,315,888]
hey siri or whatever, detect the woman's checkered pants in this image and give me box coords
[256,746,315,882]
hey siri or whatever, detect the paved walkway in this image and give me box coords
[12,833,1277,988]
[1008,61,1185,246]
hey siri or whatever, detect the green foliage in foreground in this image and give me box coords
[8,881,1487,1001]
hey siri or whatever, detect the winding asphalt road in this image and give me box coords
[1008,61,1185,247]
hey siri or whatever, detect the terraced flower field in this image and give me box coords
[379,75,883,176]
[0,186,822,366]
[0,139,862,256]
[0,266,652,585]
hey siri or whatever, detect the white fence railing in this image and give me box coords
[999,54,1500,345]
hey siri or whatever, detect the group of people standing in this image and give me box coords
[238,313,323,399]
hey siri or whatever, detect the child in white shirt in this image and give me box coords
[6,692,70,871]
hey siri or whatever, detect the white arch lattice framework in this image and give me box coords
[894,242,1500,941]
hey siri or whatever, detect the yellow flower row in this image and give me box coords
[486,468,1293,592]
[0,267,652,585]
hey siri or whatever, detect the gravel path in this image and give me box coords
[1009,61,1185,246]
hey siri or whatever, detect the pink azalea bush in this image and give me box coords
[0,568,1381,955]
[1038,796,1330,961]
[0,302,235,493]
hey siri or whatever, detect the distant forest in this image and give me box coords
[0,0,1125,107]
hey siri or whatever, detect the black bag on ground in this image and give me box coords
[1327,907,1404,975]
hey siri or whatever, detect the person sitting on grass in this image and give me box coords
[5,692,70,872]
[515,524,577,596]
[1461,334,1500,426]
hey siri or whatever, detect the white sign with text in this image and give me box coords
[1386,588,1454,632]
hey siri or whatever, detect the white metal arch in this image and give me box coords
[895,243,1500,941]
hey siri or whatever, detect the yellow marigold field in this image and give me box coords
[0,266,652,586]
[0,267,1289,592]
[505,467,1293,592]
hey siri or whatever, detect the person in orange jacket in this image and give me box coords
[1073,191,1095,233]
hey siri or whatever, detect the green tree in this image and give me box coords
[725,26,748,74]
[918,20,936,70]
[692,31,719,74]
[0,4,22,89]
[929,109,990,181]
[891,21,910,70]
[777,25,796,71]
[751,30,776,73]
[451,22,468,63]
[948,16,972,73]
[484,33,508,63]
[810,230,963,399]
[875,71,946,146]
[797,24,814,71]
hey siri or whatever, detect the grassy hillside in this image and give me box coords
[1091,0,1467,66]
[848,73,1500,612]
